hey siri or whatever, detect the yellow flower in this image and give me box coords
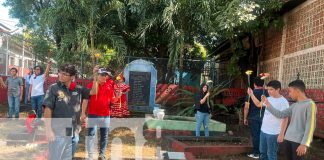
[245,70,253,75]
[94,53,101,58]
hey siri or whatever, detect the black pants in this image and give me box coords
[249,119,262,155]
[283,140,305,160]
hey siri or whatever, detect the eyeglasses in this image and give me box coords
[59,72,71,77]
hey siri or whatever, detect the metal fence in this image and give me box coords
[123,56,230,87]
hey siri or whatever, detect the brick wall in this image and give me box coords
[260,0,324,89]
[262,27,283,61]
[285,0,324,54]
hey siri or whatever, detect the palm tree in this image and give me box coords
[134,0,218,86]
[173,84,229,117]
[41,0,127,65]
[134,0,284,82]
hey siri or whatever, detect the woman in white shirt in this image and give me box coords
[28,61,52,118]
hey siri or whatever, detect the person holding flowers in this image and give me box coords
[244,76,269,159]
[248,80,289,160]
[261,80,317,160]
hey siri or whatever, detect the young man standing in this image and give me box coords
[43,64,89,160]
[248,80,289,160]
[0,68,23,118]
[81,66,118,160]
[243,77,268,159]
[262,80,317,160]
[29,61,52,118]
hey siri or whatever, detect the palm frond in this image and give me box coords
[102,0,126,26]
[136,17,158,43]
[173,101,194,107]
[98,30,127,64]
[211,88,228,98]
[175,96,194,101]
[176,89,195,96]
[167,33,183,68]
[212,104,228,112]
[161,1,178,32]
[177,106,194,116]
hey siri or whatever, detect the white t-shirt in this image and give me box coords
[261,96,289,135]
[30,74,45,97]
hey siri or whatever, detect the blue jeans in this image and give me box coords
[87,115,110,159]
[260,131,279,160]
[195,111,210,136]
[24,84,29,104]
[48,134,79,160]
[31,95,44,118]
[249,119,262,155]
[8,94,20,118]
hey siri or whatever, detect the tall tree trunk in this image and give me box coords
[179,46,184,89]
[166,65,174,84]
[90,32,95,65]
[158,44,168,83]
[90,6,96,66]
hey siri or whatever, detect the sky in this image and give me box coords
[0,1,21,32]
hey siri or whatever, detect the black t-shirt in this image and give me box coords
[196,92,210,113]
[247,89,269,120]
[43,81,89,135]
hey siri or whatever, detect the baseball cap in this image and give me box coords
[98,68,108,74]
[98,68,113,77]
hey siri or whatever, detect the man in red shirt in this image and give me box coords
[81,66,119,160]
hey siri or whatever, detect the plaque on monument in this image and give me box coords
[128,71,151,106]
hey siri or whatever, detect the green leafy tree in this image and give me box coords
[131,0,283,84]
[4,0,284,78]
[4,0,128,76]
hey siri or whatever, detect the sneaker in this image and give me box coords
[247,153,259,159]
[98,154,106,160]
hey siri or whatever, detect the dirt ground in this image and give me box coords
[74,127,159,159]
[0,104,324,159]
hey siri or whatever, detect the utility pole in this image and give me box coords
[22,37,25,76]
[5,35,9,75]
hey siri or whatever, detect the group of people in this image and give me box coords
[0,62,51,119]
[1,63,131,160]
[244,77,317,160]
[0,64,318,160]
[193,77,317,160]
